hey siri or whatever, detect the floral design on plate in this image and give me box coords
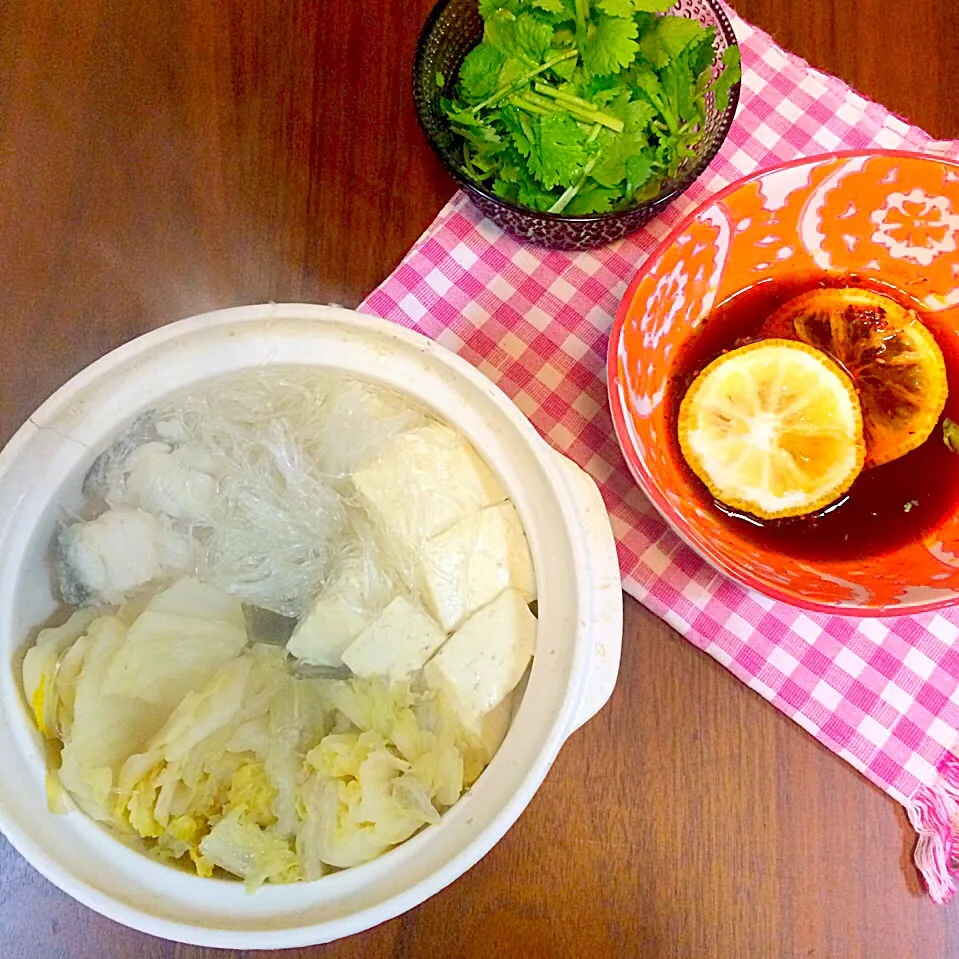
[717,158,834,285]
[870,188,959,266]
[806,155,959,310]
[620,207,729,406]
[614,208,729,491]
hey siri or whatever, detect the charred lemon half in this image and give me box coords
[763,287,947,467]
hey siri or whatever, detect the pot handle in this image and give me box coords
[550,452,624,736]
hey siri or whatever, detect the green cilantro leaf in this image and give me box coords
[528,0,576,21]
[527,113,588,188]
[494,156,558,209]
[596,0,636,17]
[629,66,665,108]
[598,88,633,121]
[458,43,506,101]
[582,14,639,75]
[491,147,539,201]
[517,177,558,209]
[499,56,530,89]
[631,0,678,11]
[491,176,527,205]
[496,146,527,181]
[456,110,507,182]
[485,10,521,56]
[480,0,520,16]
[654,135,683,176]
[659,58,695,126]
[712,45,741,113]
[464,137,505,181]
[590,98,655,186]
[492,177,515,200]
[622,96,657,134]
[466,123,505,147]
[590,132,629,186]
[515,12,555,61]
[637,15,710,68]
[453,116,505,184]
[566,183,620,213]
[575,71,622,104]
[445,103,490,129]
[486,10,555,63]
[596,0,675,13]
[626,149,656,194]
[632,10,657,36]
[498,104,534,157]
[549,50,579,79]
[684,30,717,81]
[628,65,680,130]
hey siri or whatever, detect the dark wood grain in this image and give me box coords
[732,0,959,140]
[1,1,958,957]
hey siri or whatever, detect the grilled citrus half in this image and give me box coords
[762,287,947,467]
[678,340,865,519]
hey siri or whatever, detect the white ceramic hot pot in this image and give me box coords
[0,304,622,948]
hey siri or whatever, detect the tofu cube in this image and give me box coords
[477,690,514,763]
[341,596,448,683]
[287,555,393,667]
[424,589,536,729]
[288,549,396,667]
[287,597,373,668]
[419,501,536,631]
[351,423,506,567]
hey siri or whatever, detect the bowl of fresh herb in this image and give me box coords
[413,0,741,249]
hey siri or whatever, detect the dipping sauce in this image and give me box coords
[667,273,959,561]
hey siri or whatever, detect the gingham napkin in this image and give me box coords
[361,4,959,901]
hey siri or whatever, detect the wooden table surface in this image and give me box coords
[2,1,959,957]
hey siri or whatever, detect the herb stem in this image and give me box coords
[462,143,494,182]
[512,95,551,117]
[518,90,562,110]
[463,143,477,178]
[471,49,578,113]
[574,0,590,32]
[548,123,602,214]
[641,87,678,135]
[515,90,622,132]
[659,104,678,135]
[531,83,624,132]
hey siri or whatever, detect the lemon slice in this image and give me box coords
[678,339,865,519]
[762,287,947,467]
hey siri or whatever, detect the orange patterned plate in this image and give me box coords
[608,150,959,615]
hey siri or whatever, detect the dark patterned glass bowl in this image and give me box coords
[413,0,741,250]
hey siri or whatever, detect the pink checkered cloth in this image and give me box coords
[361,4,959,901]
